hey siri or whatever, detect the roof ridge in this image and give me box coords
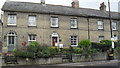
[2,0,119,19]
[4,0,118,13]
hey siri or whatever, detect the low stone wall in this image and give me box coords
[2,56,62,66]
[92,53,107,61]
[72,53,107,62]
[114,53,120,59]
[2,53,120,66]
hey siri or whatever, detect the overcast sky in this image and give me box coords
[0,0,120,14]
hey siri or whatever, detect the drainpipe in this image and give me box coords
[87,17,90,40]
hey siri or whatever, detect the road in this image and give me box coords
[51,60,119,66]
[2,60,120,68]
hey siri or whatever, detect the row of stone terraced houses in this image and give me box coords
[1,0,120,52]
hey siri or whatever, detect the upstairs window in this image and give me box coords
[28,15,36,26]
[112,22,117,30]
[70,18,77,28]
[28,34,36,42]
[8,15,16,25]
[98,20,103,30]
[51,17,58,27]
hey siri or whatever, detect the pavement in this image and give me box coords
[50,59,119,66]
[1,59,120,68]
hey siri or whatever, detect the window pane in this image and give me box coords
[99,36,104,42]
[71,36,78,46]
[8,36,14,44]
[112,22,116,30]
[8,36,11,44]
[8,15,16,25]
[28,35,36,41]
[71,19,77,28]
[11,36,14,44]
[51,17,58,27]
[29,16,36,26]
[98,21,103,29]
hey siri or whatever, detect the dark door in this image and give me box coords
[52,37,57,46]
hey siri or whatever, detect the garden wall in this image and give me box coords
[72,53,107,62]
[2,56,62,66]
[2,53,120,66]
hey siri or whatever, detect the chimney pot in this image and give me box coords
[71,0,79,8]
[41,0,45,4]
[99,2,106,11]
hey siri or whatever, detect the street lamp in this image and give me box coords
[108,0,114,60]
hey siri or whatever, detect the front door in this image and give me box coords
[52,37,57,46]
[8,36,15,51]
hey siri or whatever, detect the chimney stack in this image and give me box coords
[99,2,106,11]
[41,0,45,4]
[71,0,79,8]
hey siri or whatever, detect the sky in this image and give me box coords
[0,0,120,15]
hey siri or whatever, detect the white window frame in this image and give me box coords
[98,20,103,30]
[51,17,58,27]
[99,36,104,42]
[112,22,117,30]
[28,34,36,42]
[70,18,77,28]
[7,15,16,26]
[28,15,36,26]
[71,35,78,47]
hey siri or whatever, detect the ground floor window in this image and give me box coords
[99,36,104,42]
[71,35,78,46]
[28,34,36,42]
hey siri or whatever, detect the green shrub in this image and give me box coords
[61,48,71,55]
[115,47,120,53]
[78,40,91,51]
[100,40,112,45]
[25,52,35,58]
[49,46,59,55]
[92,42,111,52]
[28,41,39,47]
[72,47,81,54]
[27,41,39,52]
[14,51,26,58]
[37,50,51,58]
[14,51,35,58]
[27,45,38,52]
[79,40,91,48]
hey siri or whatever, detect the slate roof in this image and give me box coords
[1,1,120,19]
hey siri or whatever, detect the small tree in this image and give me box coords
[78,40,91,51]
[78,40,98,54]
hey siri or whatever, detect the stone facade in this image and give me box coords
[1,1,120,52]
[0,20,2,52]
